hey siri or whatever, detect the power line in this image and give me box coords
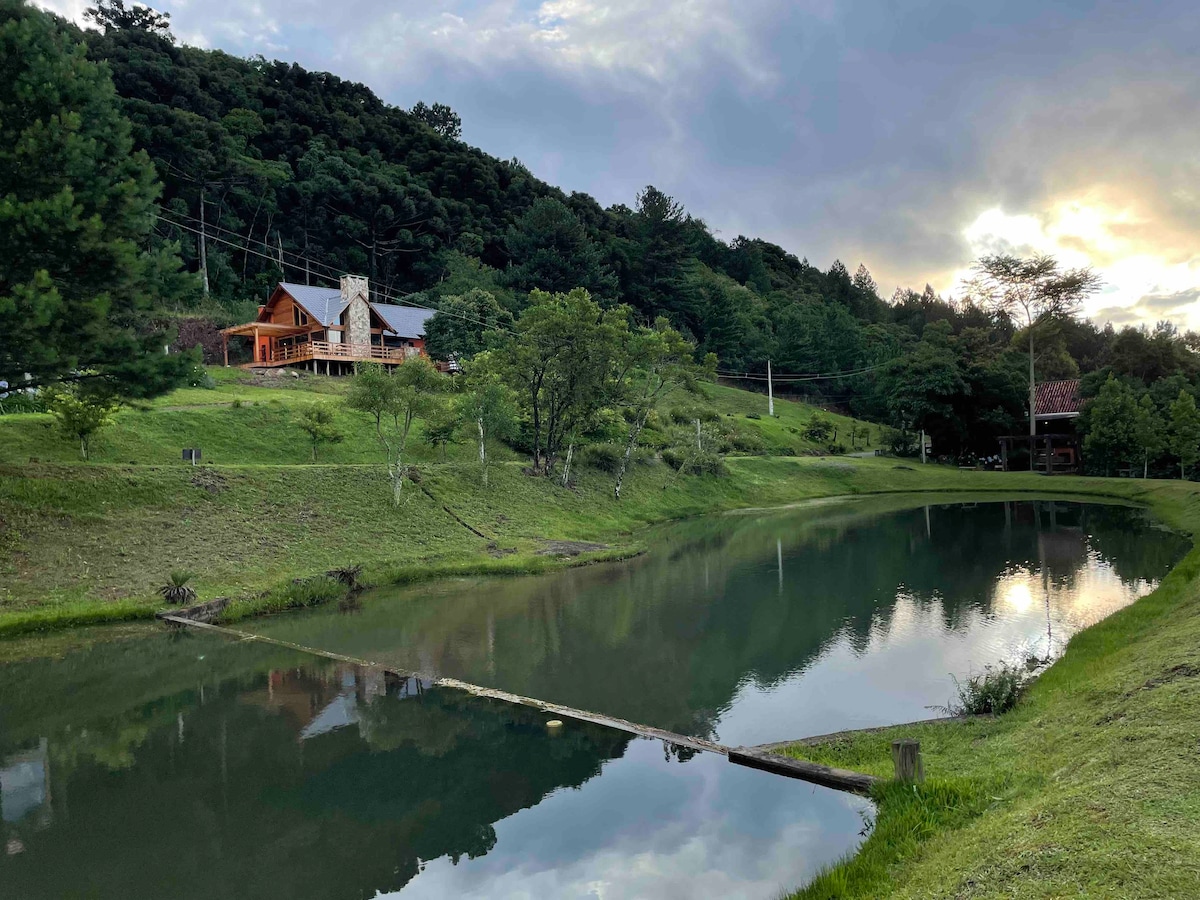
[154,209,521,338]
[717,362,889,382]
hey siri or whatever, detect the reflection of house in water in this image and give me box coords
[241,665,425,742]
[2,738,52,851]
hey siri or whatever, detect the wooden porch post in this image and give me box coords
[1045,435,1053,475]
[222,333,229,367]
[253,326,260,363]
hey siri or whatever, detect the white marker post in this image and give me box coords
[767,360,775,417]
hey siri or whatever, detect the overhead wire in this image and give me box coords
[156,206,894,382]
[154,208,522,338]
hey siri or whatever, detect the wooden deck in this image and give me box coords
[248,340,416,367]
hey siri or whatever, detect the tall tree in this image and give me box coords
[1169,389,1200,480]
[0,0,195,397]
[455,354,517,487]
[629,186,697,330]
[610,318,713,500]
[84,0,172,38]
[409,101,462,140]
[969,255,1102,439]
[492,288,622,474]
[503,197,617,302]
[345,359,444,504]
[1082,377,1140,476]
[1134,392,1166,479]
[423,289,513,362]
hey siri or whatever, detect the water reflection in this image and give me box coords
[249,498,1189,745]
[0,635,867,899]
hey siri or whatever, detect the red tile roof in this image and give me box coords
[1035,379,1081,418]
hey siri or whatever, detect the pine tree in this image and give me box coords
[0,0,194,397]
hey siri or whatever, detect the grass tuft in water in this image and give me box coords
[946,662,1029,715]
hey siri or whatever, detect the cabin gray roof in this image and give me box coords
[277,283,435,336]
[373,303,436,339]
[279,283,346,326]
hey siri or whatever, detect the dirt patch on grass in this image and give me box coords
[190,469,229,494]
[1131,662,1200,694]
[536,539,609,557]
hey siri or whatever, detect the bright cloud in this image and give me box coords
[951,201,1200,330]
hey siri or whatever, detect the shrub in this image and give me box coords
[827,442,847,455]
[948,663,1028,715]
[804,414,834,442]
[729,431,766,454]
[580,442,623,473]
[745,412,761,420]
[663,447,727,476]
[158,571,197,606]
[669,405,719,425]
[186,363,217,390]
[0,392,44,415]
[883,426,918,456]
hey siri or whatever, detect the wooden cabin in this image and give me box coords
[220,276,437,374]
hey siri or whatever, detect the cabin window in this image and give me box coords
[292,307,309,327]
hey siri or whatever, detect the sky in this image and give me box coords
[38,0,1200,330]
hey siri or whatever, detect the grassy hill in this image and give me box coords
[0,368,875,468]
[0,368,882,631]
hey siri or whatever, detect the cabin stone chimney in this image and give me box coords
[341,275,370,347]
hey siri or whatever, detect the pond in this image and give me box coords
[0,495,1188,898]
[0,634,867,899]
[246,496,1189,745]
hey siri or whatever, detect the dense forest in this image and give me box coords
[8,0,1200,471]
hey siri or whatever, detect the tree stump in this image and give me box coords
[891,739,924,783]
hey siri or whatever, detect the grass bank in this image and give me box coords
[0,450,1176,638]
[781,477,1200,899]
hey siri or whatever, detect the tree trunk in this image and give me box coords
[80,436,87,460]
[390,466,404,506]
[311,444,316,462]
[1144,452,1149,479]
[1028,329,1036,471]
[477,418,487,487]
[614,414,647,501]
[561,442,574,488]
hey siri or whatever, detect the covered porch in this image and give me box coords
[220,323,416,371]
[997,433,1081,474]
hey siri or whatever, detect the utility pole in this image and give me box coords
[767,360,775,417]
[198,186,210,295]
[920,429,927,464]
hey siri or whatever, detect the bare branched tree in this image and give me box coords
[968,254,1102,439]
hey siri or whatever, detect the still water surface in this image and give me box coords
[0,495,1188,898]
[0,635,866,899]
[249,496,1189,744]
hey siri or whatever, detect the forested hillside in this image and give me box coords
[26,2,1200,465]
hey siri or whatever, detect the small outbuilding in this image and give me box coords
[997,379,1082,473]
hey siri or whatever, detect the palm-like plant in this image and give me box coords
[158,571,197,606]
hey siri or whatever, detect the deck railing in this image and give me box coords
[262,341,418,364]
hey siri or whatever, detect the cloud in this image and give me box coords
[34,0,1200,333]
